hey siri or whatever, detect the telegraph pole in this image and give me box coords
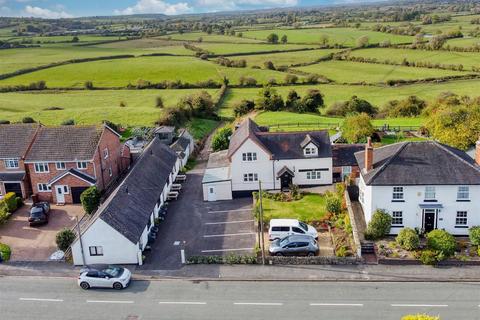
[258,180,266,265]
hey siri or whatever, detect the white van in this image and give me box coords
[268,219,318,241]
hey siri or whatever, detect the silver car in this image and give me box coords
[269,235,319,257]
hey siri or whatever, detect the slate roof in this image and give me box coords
[48,168,96,185]
[98,138,178,244]
[355,141,480,186]
[170,136,190,153]
[26,126,103,162]
[332,144,364,167]
[0,124,39,159]
[227,118,331,160]
[0,172,26,182]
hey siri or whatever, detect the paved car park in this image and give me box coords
[142,164,256,270]
[0,202,84,261]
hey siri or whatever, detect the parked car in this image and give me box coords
[78,265,131,290]
[28,202,50,226]
[269,235,319,257]
[268,219,318,241]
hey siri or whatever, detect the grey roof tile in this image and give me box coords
[0,124,39,159]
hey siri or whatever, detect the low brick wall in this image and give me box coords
[264,256,362,265]
[378,258,480,266]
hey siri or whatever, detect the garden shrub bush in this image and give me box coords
[0,243,11,261]
[80,186,101,215]
[0,206,10,225]
[56,228,76,251]
[2,192,17,212]
[419,249,444,265]
[211,126,233,152]
[396,228,420,251]
[468,226,480,246]
[15,197,23,209]
[364,209,392,240]
[325,192,342,215]
[426,229,456,257]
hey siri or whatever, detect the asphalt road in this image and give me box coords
[1,278,480,320]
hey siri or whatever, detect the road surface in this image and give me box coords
[1,277,480,319]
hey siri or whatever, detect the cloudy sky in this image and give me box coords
[0,0,379,18]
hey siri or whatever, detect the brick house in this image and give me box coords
[24,125,129,204]
[0,124,40,199]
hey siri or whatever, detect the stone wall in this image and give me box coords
[264,256,361,265]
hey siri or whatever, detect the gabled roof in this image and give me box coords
[0,124,40,159]
[98,138,178,244]
[170,136,190,153]
[355,141,480,186]
[276,166,295,178]
[227,118,331,160]
[332,144,364,167]
[26,125,105,162]
[48,168,96,186]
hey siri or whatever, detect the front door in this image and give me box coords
[207,186,216,202]
[423,209,436,232]
[55,185,65,204]
[280,173,293,190]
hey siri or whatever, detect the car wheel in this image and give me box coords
[275,253,283,257]
[80,282,90,290]
[307,252,315,257]
[113,282,123,290]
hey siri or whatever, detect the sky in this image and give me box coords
[0,0,380,18]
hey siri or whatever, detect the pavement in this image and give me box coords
[140,161,256,270]
[0,203,84,261]
[2,277,480,319]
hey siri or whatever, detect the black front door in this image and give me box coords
[423,209,436,232]
[4,183,22,198]
[280,173,293,190]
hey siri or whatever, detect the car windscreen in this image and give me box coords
[102,267,123,278]
[299,221,308,232]
[30,209,44,217]
[279,237,290,247]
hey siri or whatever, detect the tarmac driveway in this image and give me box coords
[0,203,84,261]
[141,162,256,270]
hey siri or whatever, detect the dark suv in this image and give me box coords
[28,202,50,226]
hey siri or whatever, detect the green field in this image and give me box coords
[0,89,217,125]
[229,49,340,68]
[446,37,480,48]
[241,28,414,46]
[294,60,470,84]
[93,38,194,54]
[220,80,480,117]
[196,42,317,55]
[350,48,480,71]
[4,35,126,44]
[158,32,264,43]
[0,56,299,87]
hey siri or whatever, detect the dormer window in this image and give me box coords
[304,146,317,157]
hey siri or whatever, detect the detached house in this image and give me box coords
[203,119,333,201]
[0,124,40,198]
[355,139,480,235]
[25,125,129,204]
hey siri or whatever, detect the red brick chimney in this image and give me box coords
[476,138,480,166]
[365,137,373,172]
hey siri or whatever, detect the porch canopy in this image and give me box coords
[276,166,294,178]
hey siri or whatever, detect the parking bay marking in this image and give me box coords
[207,209,252,214]
[201,248,254,253]
[234,302,283,306]
[19,298,63,302]
[204,232,255,238]
[310,303,364,307]
[159,302,207,305]
[391,304,448,308]
[205,220,254,225]
[86,300,134,304]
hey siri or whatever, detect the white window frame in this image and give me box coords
[457,186,469,200]
[37,183,51,192]
[456,211,468,226]
[304,147,317,156]
[108,167,113,177]
[89,246,103,256]
[34,162,49,173]
[243,173,258,182]
[392,186,404,200]
[77,161,88,170]
[63,185,69,194]
[306,170,321,180]
[55,162,66,170]
[391,211,403,226]
[242,152,257,162]
[4,158,19,169]
[103,148,109,159]
[424,186,436,200]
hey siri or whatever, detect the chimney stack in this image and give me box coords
[476,138,480,166]
[365,137,373,172]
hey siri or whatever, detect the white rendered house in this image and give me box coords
[355,139,480,236]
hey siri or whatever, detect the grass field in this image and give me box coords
[294,60,470,84]
[4,35,126,44]
[446,37,480,48]
[241,28,414,46]
[0,88,217,125]
[0,56,300,87]
[93,38,194,54]
[219,80,480,117]
[230,49,341,68]
[195,42,317,55]
[158,32,264,43]
[350,48,480,71]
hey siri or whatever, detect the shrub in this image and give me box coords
[255,86,284,111]
[2,192,17,212]
[211,126,233,152]
[80,186,101,215]
[263,61,275,70]
[84,81,94,90]
[266,33,279,44]
[301,89,324,112]
[233,99,255,117]
[401,314,440,320]
[284,74,298,84]
[419,249,444,265]
[325,192,342,215]
[0,206,10,225]
[469,226,480,246]
[426,229,456,257]
[61,119,75,125]
[340,113,375,143]
[22,117,35,123]
[336,245,348,257]
[0,243,11,261]
[156,96,164,108]
[396,228,420,251]
[0,120,10,124]
[365,209,392,240]
[56,228,76,251]
[15,197,23,208]
[119,101,127,108]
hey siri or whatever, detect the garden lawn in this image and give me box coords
[294,60,470,84]
[241,28,414,46]
[350,48,480,71]
[0,56,300,87]
[0,89,218,126]
[261,193,327,224]
[230,49,341,68]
